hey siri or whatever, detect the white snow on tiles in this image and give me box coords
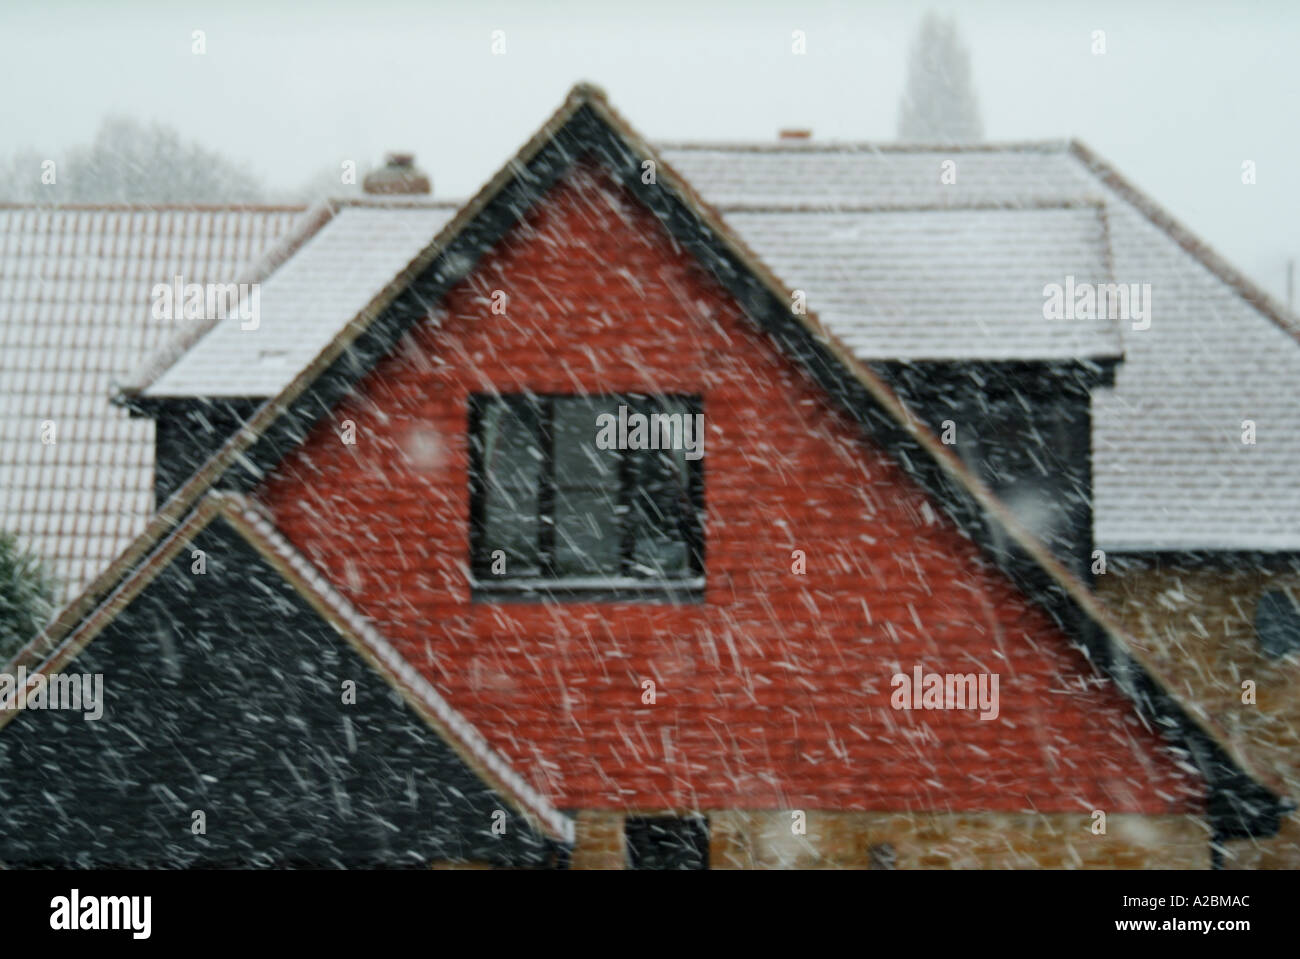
[144,206,457,399]
[0,205,300,600]
[661,141,1300,552]
[724,205,1119,361]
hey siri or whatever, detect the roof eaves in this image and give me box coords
[652,139,1074,154]
[1069,139,1300,343]
[330,197,464,210]
[117,200,329,399]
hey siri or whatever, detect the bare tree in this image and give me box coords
[0,116,265,203]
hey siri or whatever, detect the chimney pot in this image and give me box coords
[364,152,432,195]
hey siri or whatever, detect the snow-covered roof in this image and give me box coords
[720,203,1119,361]
[659,141,1300,552]
[0,204,301,599]
[142,203,458,398]
[659,141,1081,207]
[117,137,1300,552]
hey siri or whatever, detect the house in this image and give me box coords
[0,85,1286,868]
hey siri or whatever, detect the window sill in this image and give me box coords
[470,575,705,605]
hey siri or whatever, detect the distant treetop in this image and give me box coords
[897,12,984,143]
[0,116,266,204]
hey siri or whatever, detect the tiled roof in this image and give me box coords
[720,203,1119,360]
[27,139,1292,569]
[141,203,459,399]
[658,141,1300,552]
[0,205,301,600]
[657,141,1086,207]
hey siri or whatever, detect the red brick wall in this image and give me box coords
[257,158,1202,816]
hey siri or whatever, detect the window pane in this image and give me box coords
[629,398,694,577]
[477,398,542,575]
[470,393,702,587]
[551,398,621,577]
[1256,590,1300,659]
[553,487,622,575]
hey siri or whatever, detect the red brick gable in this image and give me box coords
[257,158,1201,815]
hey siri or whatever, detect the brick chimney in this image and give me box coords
[363,153,432,195]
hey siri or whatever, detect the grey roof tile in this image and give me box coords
[0,205,301,600]
[722,204,1119,360]
[144,205,457,398]
[659,142,1300,551]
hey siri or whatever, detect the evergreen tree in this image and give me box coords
[897,12,984,142]
[0,532,56,664]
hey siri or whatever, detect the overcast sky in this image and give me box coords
[2,0,1296,302]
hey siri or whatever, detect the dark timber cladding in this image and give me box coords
[138,397,264,502]
[0,516,558,868]
[872,359,1115,581]
[203,93,1287,839]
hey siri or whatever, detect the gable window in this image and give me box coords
[951,391,1089,576]
[469,393,704,600]
[1255,589,1300,659]
[624,816,710,870]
